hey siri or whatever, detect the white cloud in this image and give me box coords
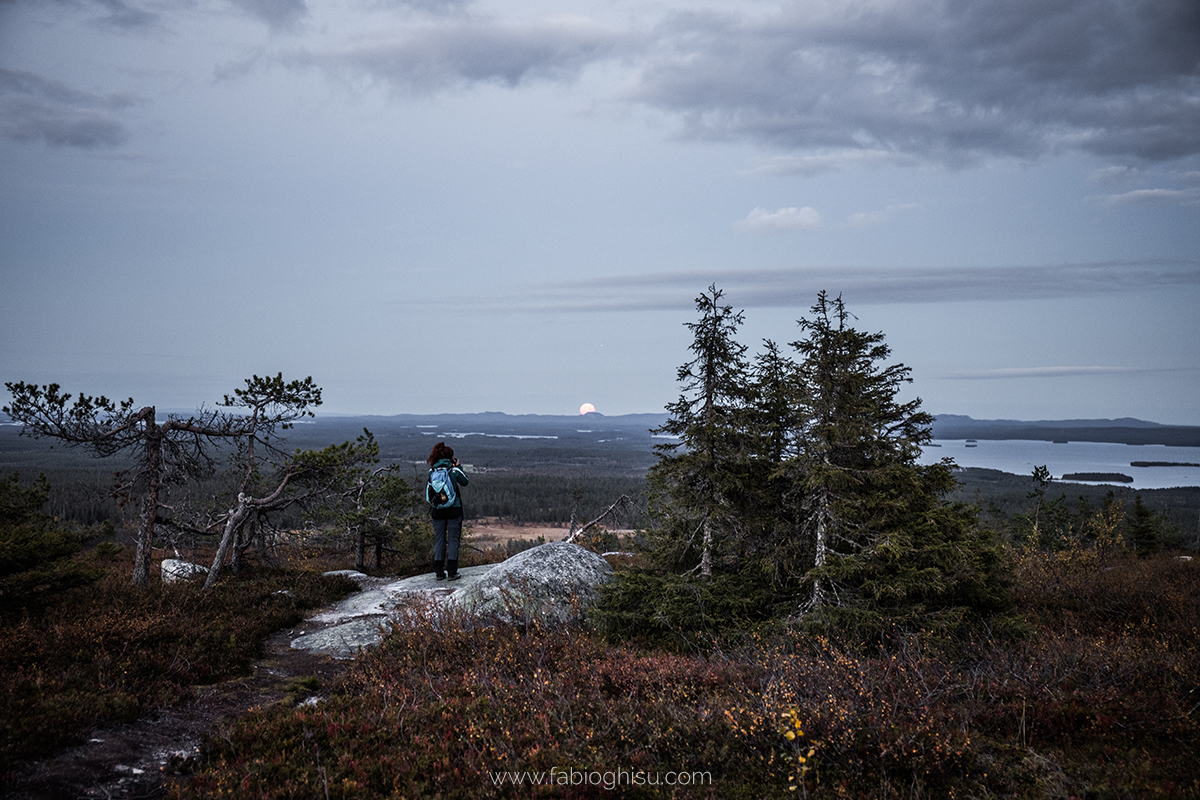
[1099,188,1193,206]
[735,206,822,234]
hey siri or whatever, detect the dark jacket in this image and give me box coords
[428,458,469,520]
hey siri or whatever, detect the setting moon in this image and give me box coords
[579,403,597,415]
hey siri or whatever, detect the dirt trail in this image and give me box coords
[2,587,380,800]
[2,530,597,798]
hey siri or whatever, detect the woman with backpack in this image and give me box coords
[426,441,469,580]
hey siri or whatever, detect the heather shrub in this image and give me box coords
[178,601,783,799]
[173,550,1200,800]
[959,549,1200,798]
[753,633,975,793]
[0,558,358,769]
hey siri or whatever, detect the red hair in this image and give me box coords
[427,441,454,465]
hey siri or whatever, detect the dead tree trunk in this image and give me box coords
[354,526,366,570]
[132,409,160,588]
[564,494,634,545]
[205,495,251,589]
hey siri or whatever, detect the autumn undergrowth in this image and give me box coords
[168,549,1198,800]
[4,541,1193,798]
[0,551,359,774]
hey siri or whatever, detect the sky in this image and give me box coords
[1,0,1198,424]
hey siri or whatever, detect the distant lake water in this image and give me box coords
[920,440,1200,490]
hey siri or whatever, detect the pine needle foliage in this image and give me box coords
[0,471,101,605]
[646,284,752,577]
[599,289,1011,646]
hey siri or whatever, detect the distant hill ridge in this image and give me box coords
[22,410,1194,448]
[931,414,1168,429]
[343,412,1197,447]
[929,415,1200,447]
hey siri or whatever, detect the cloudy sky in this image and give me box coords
[1,0,1198,423]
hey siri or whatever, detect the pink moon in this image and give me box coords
[579,403,597,415]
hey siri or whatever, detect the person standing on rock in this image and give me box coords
[426,441,469,581]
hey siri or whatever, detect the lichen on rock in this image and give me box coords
[452,542,613,624]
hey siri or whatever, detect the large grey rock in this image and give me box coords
[161,559,208,583]
[291,617,392,659]
[292,565,494,658]
[322,569,371,584]
[289,547,612,658]
[452,542,613,624]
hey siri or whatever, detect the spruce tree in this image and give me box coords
[0,472,99,603]
[785,292,1006,633]
[742,339,806,583]
[647,284,751,576]
[1126,494,1161,557]
[599,288,1009,645]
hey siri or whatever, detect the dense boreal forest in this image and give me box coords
[2,419,1196,545]
[2,289,1198,798]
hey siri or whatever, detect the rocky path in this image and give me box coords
[2,570,490,799]
[4,627,349,799]
[2,547,608,800]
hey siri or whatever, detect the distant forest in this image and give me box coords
[2,412,1199,537]
[0,416,658,530]
[931,414,1200,447]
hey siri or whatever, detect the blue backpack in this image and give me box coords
[426,466,458,509]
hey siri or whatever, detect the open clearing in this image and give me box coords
[467,518,569,544]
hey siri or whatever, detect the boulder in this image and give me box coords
[452,542,613,624]
[291,617,392,659]
[322,569,371,584]
[161,559,209,583]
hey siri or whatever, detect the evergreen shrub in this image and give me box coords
[595,569,787,650]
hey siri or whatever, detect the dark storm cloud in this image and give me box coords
[0,68,136,148]
[628,0,1200,163]
[90,0,158,29]
[292,17,624,91]
[292,0,1198,165]
[229,0,309,32]
[32,0,159,29]
[504,262,1200,312]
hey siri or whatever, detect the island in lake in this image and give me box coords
[1130,461,1200,468]
[1061,472,1134,483]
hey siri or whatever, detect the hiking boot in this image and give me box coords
[447,559,460,580]
[434,560,446,581]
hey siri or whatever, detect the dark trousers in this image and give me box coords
[432,516,462,562]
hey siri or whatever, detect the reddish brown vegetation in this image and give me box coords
[171,551,1198,799]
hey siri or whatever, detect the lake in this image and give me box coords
[920,439,1200,490]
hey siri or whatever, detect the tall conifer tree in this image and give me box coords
[599,289,1008,644]
[785,292,1004,629]
[741,339,806,582]
[648,285,750,576]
